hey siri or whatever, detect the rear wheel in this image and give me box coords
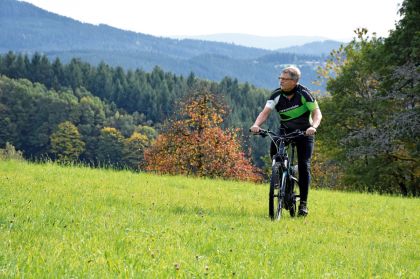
[269,164,286,220]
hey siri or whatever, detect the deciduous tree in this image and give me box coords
[145,87,261,182]
[50,121,85,162]
[123,132,150,170]
[96,127,125,167]
[316,2,419,196]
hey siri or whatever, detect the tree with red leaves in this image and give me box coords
[145,86,261,182]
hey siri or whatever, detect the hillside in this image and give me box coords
[0,0,329,89]
[1,159,419,277]
[277,40,345,56]
[0,0,268,60]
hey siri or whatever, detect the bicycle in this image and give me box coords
[252,128,304,220]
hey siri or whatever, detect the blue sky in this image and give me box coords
[22,0,403,41]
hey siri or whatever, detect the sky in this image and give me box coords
[21,0,403,41]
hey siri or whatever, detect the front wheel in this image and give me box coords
[269,165,286,220]
[285,177,297,217]
[289,192,297,217]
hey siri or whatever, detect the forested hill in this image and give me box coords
[0,0,330,89]
[0,51,277,168]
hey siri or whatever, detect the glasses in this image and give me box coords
[278,77,294,81]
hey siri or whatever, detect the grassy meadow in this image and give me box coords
[0,159,419,278]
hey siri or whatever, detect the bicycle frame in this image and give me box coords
[252,128,304,220]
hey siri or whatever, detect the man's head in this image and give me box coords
[279,66,300,92]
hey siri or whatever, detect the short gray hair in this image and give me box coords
[282,66,301,81]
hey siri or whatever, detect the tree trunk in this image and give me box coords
[399,182,408,196]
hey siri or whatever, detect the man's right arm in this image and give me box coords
[250,107,272,133]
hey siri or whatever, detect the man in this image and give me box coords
[250,66,322,216]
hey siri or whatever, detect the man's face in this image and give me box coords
[279,73,297,92]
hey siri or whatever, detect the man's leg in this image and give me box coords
[296,135,314,214]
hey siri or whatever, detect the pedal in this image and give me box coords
[290,176,299,183]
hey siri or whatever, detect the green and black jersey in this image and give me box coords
[266,84,319,131]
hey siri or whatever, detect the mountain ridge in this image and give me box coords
[172,33,338,50]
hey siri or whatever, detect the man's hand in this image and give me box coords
[305,126,317,136]
[250,125,261,134]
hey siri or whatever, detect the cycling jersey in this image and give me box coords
[265,84,319,131]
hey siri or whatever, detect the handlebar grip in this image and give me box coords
[250,128,269,138]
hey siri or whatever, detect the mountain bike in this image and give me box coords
[253,129,304,220]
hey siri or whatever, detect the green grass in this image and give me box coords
[0,160,419,278]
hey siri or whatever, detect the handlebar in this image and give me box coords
[250,128,306,152]
[249,128,305,139]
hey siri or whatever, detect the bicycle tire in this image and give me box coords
[269,164,286,220]
[269,164,280,219]
[289,191,297,217]
[285,176,297,217]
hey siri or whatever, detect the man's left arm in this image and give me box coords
[306,108,322,135]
